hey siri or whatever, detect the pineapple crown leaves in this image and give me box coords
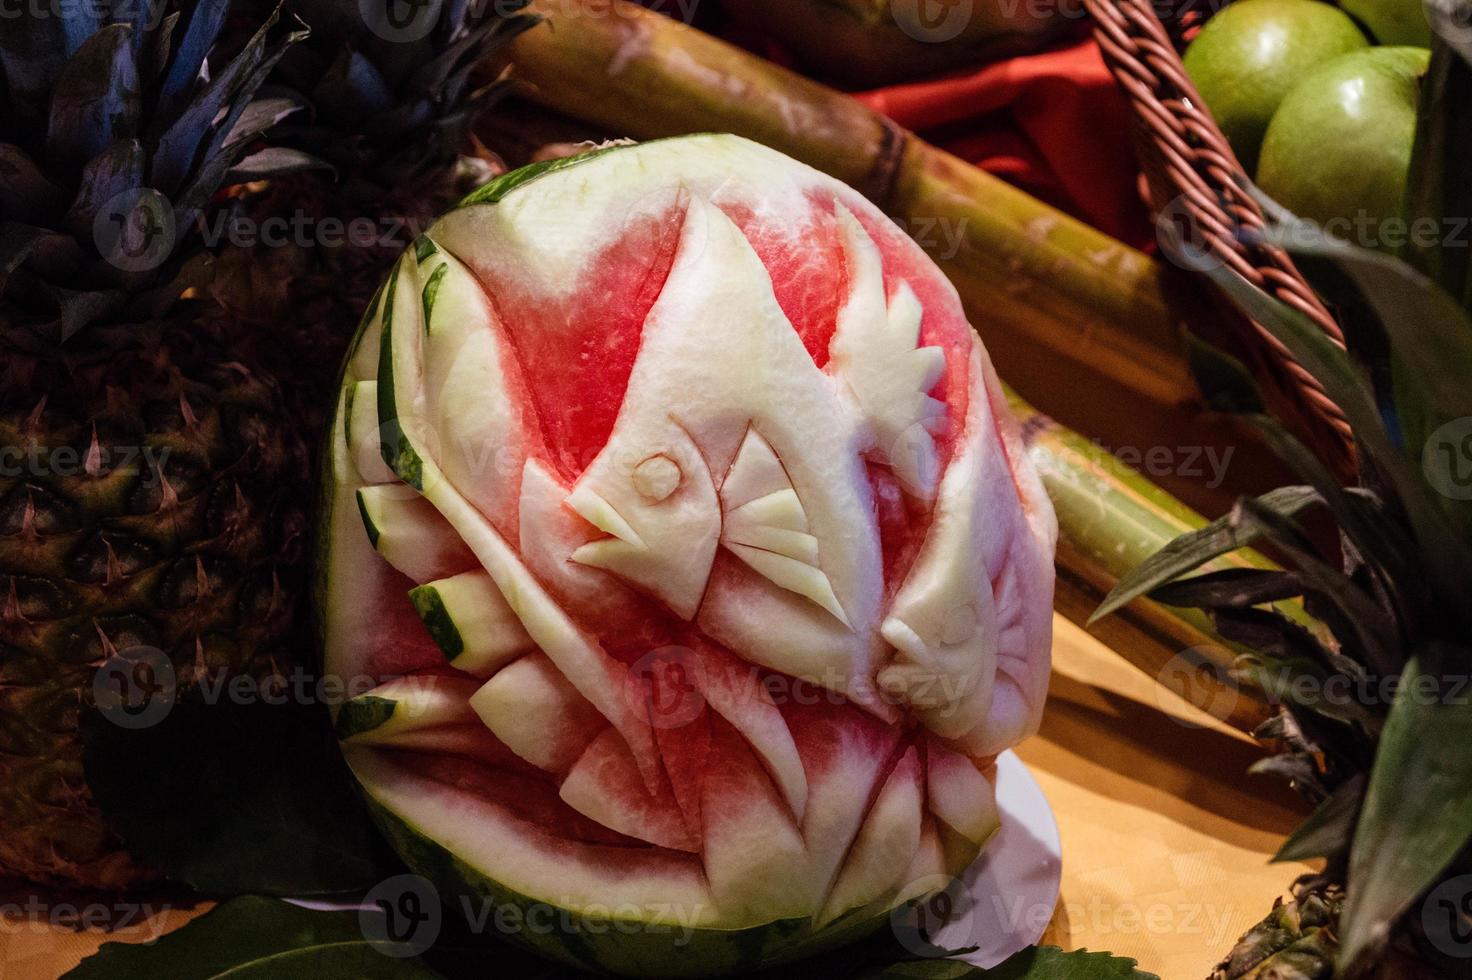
[1099,28,1472,970]
[264,0,540,185]
[1097,204,1472,973]
[0,2,315,336]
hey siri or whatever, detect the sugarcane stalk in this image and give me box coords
[505,0,1198,410]
[1006,388,1284,731]
[720,0,1082,87]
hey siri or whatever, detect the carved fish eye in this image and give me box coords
[633,454,682,503]
[940,602,978,646]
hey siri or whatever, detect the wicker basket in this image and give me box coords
[1086,0,1356,471]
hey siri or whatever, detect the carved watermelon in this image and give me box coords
[318,135,1057,977]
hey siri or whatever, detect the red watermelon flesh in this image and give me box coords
[320,135,1056,968]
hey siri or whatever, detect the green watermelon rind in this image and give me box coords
[360,793,900,978]
[406,582,465,661]
[335,696,399,741]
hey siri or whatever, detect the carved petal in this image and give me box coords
[877,342,1002,742]
[471,653,607,773]
[561,728,699,853]
[818,746,923,925]
[829,206,948,501]
[410,570,535,677]
[925,737,1000,846]
[418,244,529,535]
[689,644,808,822]
[721,428,850,627]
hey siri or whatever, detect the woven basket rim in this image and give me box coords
[1086,0,1356,469]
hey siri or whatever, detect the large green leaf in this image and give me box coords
[82,694,393,897]
[855,947,1157,979]
[63,897,444,979]
[65,899,1155,980]
[1339,649,1472,969]
[1091,487,1321,623]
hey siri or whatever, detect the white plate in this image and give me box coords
[890,750,1063,968]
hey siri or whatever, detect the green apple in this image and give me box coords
[1339,0,1433,46]
[1257,46,1430,253]
[1184,0,1369,170]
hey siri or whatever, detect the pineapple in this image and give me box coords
[208,0,540,415]
[1095,207,1472,975]
[0,4,311,889]
[1210,882,1343,980]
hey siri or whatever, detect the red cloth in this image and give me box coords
[852,38,1154,251]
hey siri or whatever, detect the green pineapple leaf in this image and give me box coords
[1234,497,1399,673]
[157,7,307,206]
[1274,773,1367,864]
[1203,263,1472,611]
[1266,222,1472,458]
[156,3,232,119]
[1091,487,1320,624]
[1405,30,1472,312]
[1339,647,1472,969]
[1182,332,1264,415]
[46,24,141,170]
[1148,568,1303,609]
[1181,332,1419,604]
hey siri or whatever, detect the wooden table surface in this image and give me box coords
[0,614,1309,979]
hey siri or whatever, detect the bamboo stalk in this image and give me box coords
[505,0,1198,410]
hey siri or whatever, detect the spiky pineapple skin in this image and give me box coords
[0,311,306,890]
[1210,870,1454,980]
[1212,885,1342,980]
[208,159,498,432]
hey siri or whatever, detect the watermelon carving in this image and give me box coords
[318,135,1058,976]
